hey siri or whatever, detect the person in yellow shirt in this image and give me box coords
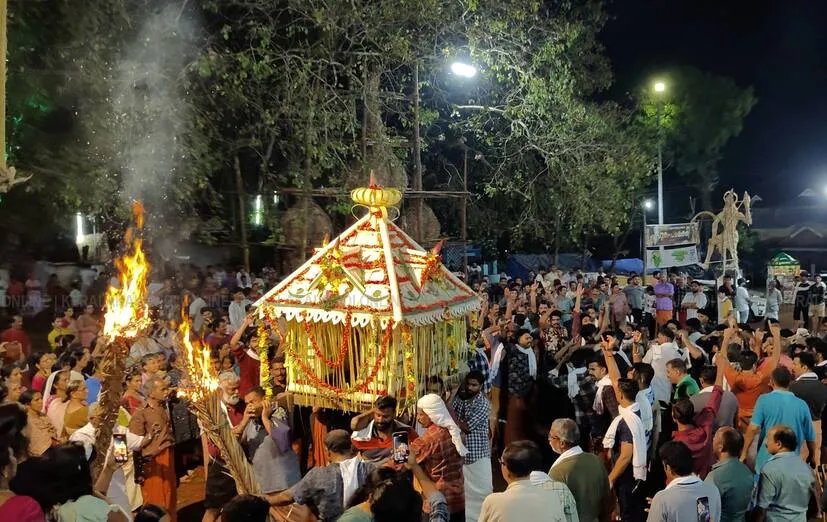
[718,291,734,323]
[47,318,73,350]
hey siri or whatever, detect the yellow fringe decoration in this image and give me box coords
[272,308,468,415]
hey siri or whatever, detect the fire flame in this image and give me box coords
[102,201,152,340]
[177,304,219,400]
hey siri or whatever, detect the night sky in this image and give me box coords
[602,0,827,207]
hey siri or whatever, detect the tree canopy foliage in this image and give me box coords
[0,0,754,262]
[641,66,757,211]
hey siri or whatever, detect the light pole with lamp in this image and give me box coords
[642,198,654,281]
[653,81,666,225]
[450,60,476,277]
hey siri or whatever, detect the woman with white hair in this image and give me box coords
[411,394,468,522]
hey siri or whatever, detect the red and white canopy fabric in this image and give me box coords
[254,201,479,327]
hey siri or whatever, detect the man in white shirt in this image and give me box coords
[70,402,149,513]
[734,279,751,324]
[214,267,227,287]
[188,292,208,332]
[648,441,721,522]
[640,327,682,404]
[680,281,707,321]
[480,440,578,522]
[237,269,252,289]
[228,290,249,333]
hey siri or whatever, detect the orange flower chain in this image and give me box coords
[300,311,352,369]
[291,319,394,396]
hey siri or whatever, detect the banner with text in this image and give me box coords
[646,245,700,269]
[645,223,700,248]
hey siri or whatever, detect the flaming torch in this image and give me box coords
[176,307,261,495]
[92,201,153,478]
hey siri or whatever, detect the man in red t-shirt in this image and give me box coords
[350,395,417,462]
[205,317,229,351]
[1,315,30,361]
[227,315,263,397]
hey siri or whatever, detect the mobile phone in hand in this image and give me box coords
[113,433,128,464]
[696,496,710,522]
[392,431,410,464]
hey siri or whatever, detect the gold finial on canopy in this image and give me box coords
[351,171,402,209]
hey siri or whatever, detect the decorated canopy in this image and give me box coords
[255,174,480,411]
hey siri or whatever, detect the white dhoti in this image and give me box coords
[463,458,493,522]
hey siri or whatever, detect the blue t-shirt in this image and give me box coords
[556,296,574,323]
[751,390,815,472]
[85,376,101,404]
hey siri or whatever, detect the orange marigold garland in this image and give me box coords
[418,240,446,290]
[355,321,393,393]
[289,319,394,397]
[300,311,352,369]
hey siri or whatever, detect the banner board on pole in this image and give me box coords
[645,223,700,248]
[646,246,700,269]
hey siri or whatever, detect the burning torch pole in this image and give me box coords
[92,202,151,480]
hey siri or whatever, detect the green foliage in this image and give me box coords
[640,67,757,209]
[2,0,223,252]
[456,0,653,251]
[2,0,724,263]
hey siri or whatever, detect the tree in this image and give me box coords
[3,0,663,266]
[451,0,653,256]
[1,0,223,256]
[192,0,469,258]
[642,66,757,211]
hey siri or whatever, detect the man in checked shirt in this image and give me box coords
[549,347,598,447]
[452,371,492,522]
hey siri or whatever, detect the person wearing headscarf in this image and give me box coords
[411,394,467,522]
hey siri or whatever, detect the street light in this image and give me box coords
[653,80,667,225]
[449,61,477,277]
[451,61,477,78]
[643,199,654,210]
[75,212,84,243]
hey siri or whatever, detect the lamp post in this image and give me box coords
[642,199,654,280]
[653,81,666,225]
[450,61,476,277]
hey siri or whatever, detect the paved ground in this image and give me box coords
[177,467,207,522]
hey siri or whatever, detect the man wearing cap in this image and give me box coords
[413,393,467,522]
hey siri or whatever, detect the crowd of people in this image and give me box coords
[0,263,826,522]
